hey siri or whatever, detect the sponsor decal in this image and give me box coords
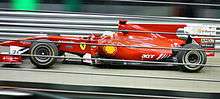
[10,46,28,55]
[104,46,117,55]
[201,38,215,43]
[184,26,216,36]
[90,45,97,48]
[80,42,86,50]
[142,54,155,59]
[156,54,169,60]
[65,45,73,49]
[156,54,163,60]
[200,38,215,48]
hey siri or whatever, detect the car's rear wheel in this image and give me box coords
[177,44,207,72]
[30,42,58,69]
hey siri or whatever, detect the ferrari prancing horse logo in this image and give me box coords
[80,42,86,50]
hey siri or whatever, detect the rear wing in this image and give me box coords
[182,26,216,56]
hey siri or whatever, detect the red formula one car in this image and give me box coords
[0,20,216,72]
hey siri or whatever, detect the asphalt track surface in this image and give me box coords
[1,46,220,93]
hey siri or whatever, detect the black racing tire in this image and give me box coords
[177,44,207,72]
[29,42,58,69]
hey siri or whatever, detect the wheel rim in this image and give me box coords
[188,53,199,63]
[33,46,52,63]
[183,51,202,70]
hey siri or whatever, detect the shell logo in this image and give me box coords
[103,46,117,55]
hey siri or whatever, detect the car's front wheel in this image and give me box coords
[29,42,58,69]
[177,44,207,72]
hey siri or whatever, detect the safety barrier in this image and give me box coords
[0,9,219,36]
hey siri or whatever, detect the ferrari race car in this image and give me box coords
[0,20,216,72]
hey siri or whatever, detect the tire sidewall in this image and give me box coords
[30,42,58,69]
[177,44,207,72]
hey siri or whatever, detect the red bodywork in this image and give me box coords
[0,21,215,64]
